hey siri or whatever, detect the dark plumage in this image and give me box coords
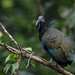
[36,16,74,67]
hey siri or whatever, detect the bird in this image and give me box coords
[36,16,74,67]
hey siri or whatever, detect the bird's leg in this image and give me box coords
[49,59,59,69]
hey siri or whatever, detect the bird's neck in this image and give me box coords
[38,24,47,41]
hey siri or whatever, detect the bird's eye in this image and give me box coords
[42,18,44,20]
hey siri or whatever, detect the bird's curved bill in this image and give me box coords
[36,19,40,26]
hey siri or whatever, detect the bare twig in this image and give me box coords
[36,0,45,16]
[0,42,73,75]
[26,53,34,68]
[0,23,21,50]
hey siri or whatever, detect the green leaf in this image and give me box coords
[12,62,19,74]
[5,54,11,63]
[5,53,16,63]
[4,64,11,74]
[13,54,20,58]
[25,47,32,51]
[0,31,3,38]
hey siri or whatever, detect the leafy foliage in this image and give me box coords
[4,53,20,74]
[4,62,19,75]
[5,53,18,63]
[4,64,11,74]
[12,62,19,74]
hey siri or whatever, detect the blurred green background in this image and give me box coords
[0,0,75,75]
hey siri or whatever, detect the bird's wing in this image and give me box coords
[42,28,73,63]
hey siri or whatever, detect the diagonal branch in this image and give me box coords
[0,42,73,75]
[0,43,21,54]
[36,0,45,16]
[0,23,22,75]
[0,23,21,50]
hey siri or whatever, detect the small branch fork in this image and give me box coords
[0,23,21,50]
[0,23,73,75]
[0,23,22,75]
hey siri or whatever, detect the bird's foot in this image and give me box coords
[49,59,59,68]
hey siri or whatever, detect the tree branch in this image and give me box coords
[36,0,45,16]
[0,23,73,75]
[0,23,22,75]
[0,42,73,75]
[0,23,21,50]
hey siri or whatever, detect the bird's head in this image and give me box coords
[36,16,45,31]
